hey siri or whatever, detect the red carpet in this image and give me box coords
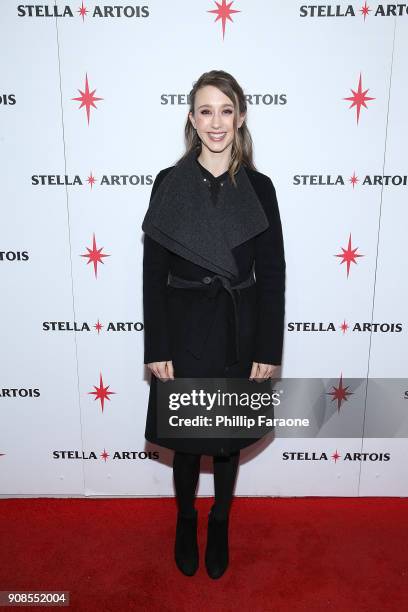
[0,497,407,611]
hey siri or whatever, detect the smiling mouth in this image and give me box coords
[207,132,227,141]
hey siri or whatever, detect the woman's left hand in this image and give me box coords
[249,362,279,382]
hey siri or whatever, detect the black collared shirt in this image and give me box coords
[195,158,229,205]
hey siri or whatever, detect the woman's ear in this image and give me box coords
[238,112,246,129]
[188,111,196,130]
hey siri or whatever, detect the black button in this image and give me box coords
[202,276,212,284]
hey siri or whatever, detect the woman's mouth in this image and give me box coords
[207,132,227,142]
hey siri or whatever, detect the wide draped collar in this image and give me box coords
[141,148,269,280]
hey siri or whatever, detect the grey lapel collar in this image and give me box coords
[141,148,269,280]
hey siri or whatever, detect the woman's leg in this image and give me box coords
[205,450,240,578]
[173,451,201,576]
[212,450,240,519]
[173,451,201,517]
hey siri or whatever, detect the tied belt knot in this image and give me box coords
[167,270,256,366]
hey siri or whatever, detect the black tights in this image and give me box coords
[173,450,240,520]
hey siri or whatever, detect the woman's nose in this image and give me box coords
[211,114,222,127]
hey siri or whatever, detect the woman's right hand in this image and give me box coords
[147,360,175,381]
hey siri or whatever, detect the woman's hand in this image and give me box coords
[249,362,279,382]
[147,360,175,381]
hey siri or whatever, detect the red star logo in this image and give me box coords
[332,449,341,463]
[78,1,88,21]
[343,73,375,124]
[334,233,364,277]
[327,373,353,412]
[360,1,371,20]
[349,171,359,189]
[88,372,116,413]
[339,320,349,334]
[207,0,241,40]
[94,319,103,334]
[100,448,110,462]
[72,73,103,125]
[87,172,96,189]
[80,233,110,278]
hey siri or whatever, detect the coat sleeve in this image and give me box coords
[253,177,286,366]
[143,170,172,364]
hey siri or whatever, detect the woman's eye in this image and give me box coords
[200,110,233,115]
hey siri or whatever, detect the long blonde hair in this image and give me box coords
[175,70,257,187]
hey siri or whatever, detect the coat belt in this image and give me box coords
[167,270,256,366]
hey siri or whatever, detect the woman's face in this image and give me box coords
[189,85,245,154]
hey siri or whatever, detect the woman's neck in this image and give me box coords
[196,150,231,178]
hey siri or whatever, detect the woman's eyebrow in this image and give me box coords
[197,103,234,109]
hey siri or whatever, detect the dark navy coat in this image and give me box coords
[143,159,285,456]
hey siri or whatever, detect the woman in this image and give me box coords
[141,70,285,579]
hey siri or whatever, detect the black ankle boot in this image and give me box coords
[174,509,199,576]
[205,507,229,579]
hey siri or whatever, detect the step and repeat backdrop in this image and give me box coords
[1,1,407,497]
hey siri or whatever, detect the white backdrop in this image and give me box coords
[1,1,407,497]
